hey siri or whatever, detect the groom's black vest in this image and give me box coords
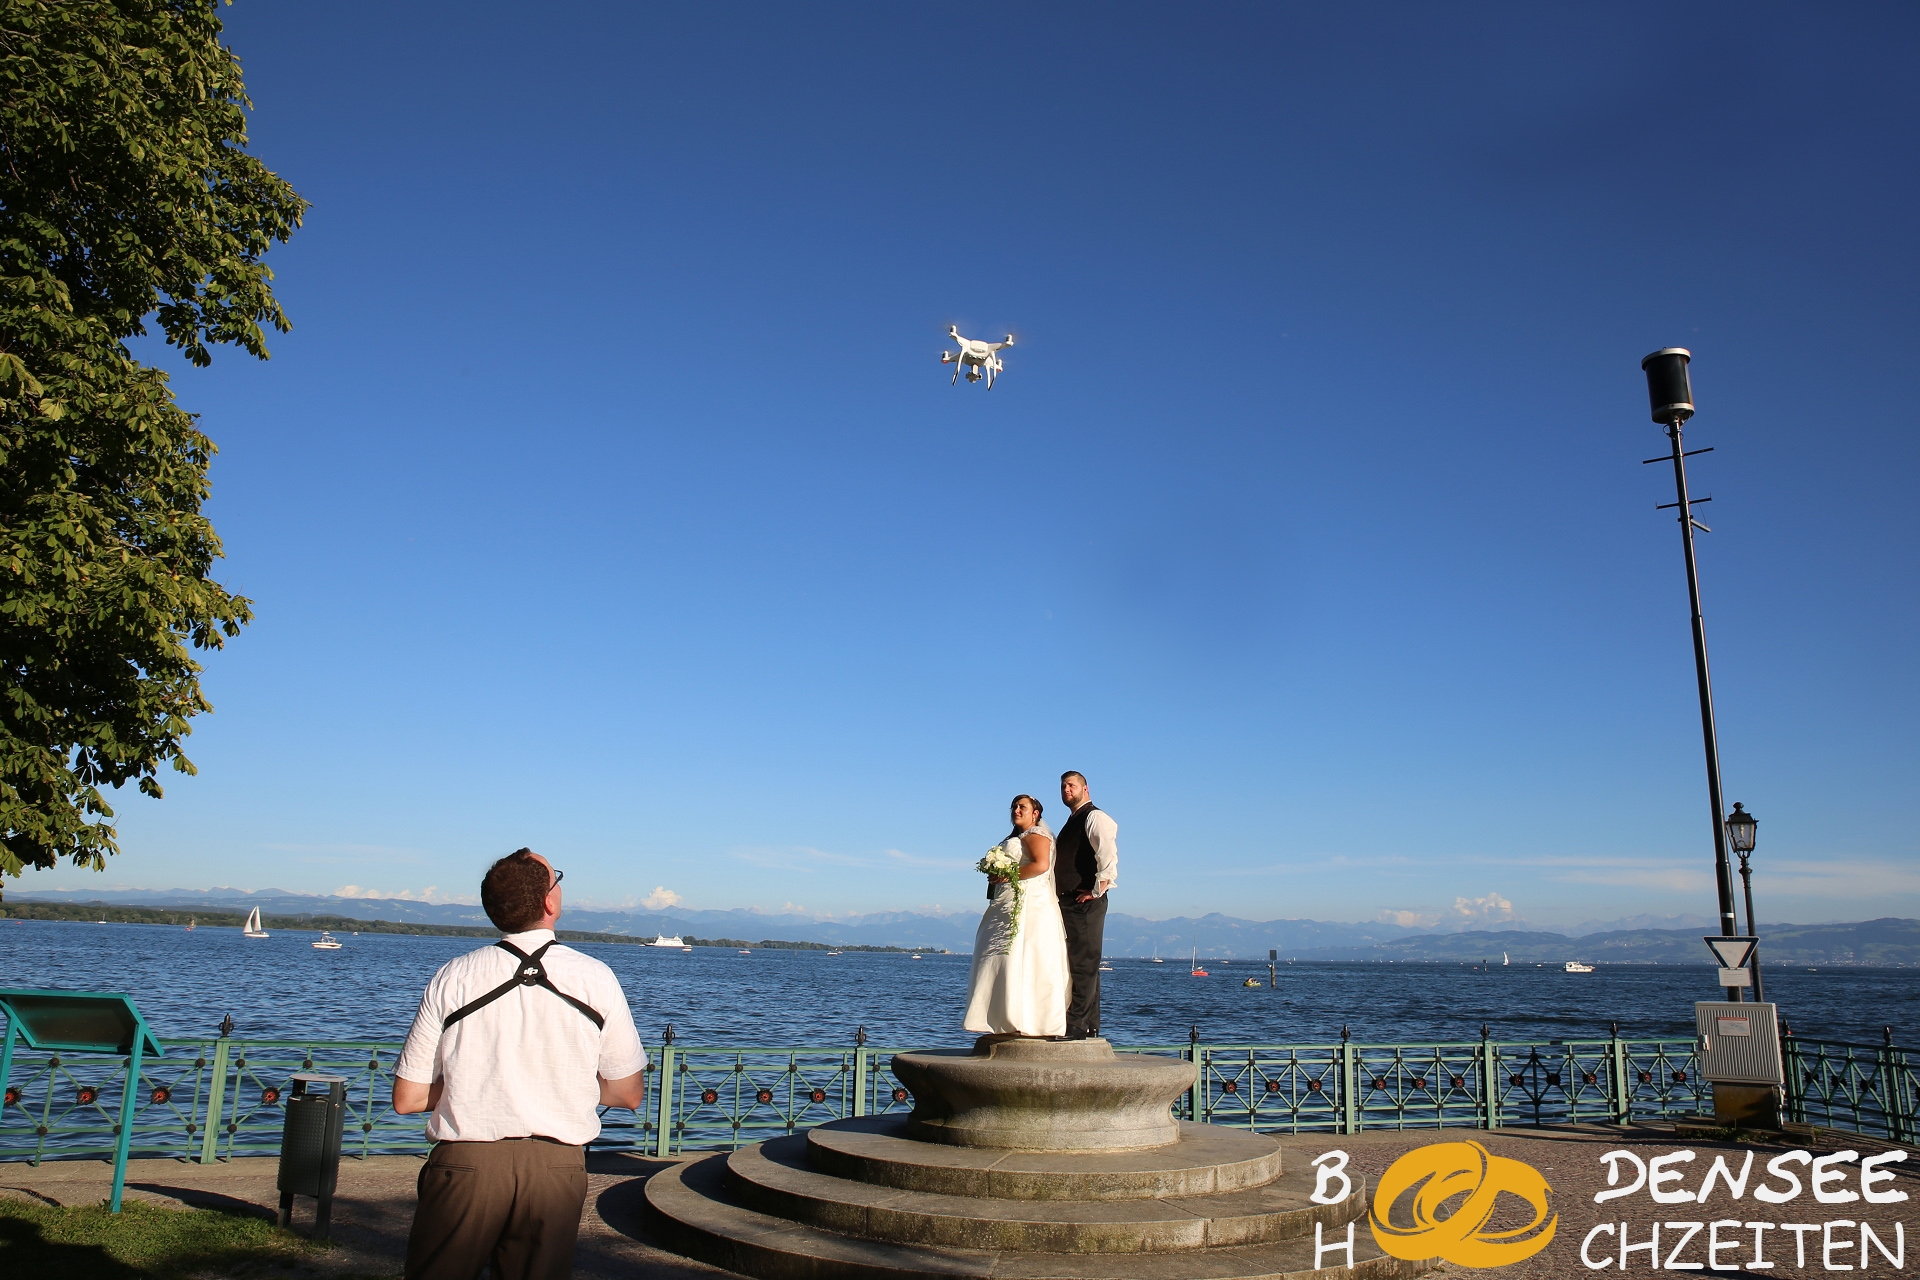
[1054,805,1102,896]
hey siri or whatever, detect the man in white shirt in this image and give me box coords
[1054,771,1118,1039]
[394,848,646,1280]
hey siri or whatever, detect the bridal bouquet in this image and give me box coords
[976,842,1025,939]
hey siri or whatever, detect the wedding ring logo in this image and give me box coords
[1369,1140,1557,1267]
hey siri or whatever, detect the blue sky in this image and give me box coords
[20,2,1918,929]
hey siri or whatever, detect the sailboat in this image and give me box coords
[185,918,195,931]
[242,906,269,938]
[1150,944,1164,964]
[1190,947,1208,977]
[1503,952,1509,967]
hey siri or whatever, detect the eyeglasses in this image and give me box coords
[550,867,565,887]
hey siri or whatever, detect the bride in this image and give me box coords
[963,794,1070,1039]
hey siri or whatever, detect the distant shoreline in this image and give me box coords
[0,903,948,953]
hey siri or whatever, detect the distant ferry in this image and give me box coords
[647,935,687,948]
[1564,960,1595,973]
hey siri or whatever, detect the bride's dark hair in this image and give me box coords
[1008,793,1044,838]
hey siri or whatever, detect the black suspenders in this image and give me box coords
[441,940,606,1031]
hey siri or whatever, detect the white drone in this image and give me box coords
[940,325,1015,389]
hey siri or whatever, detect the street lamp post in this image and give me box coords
[1640,348,1744,1002]
[1727,802,1762,1002]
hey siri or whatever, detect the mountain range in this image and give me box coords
[4,887,1909,965]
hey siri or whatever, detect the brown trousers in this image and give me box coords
[404,1137,588,1280]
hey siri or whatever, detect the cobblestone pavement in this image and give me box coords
[4,1123,1913,1278]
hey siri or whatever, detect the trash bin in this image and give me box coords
[277,1073,347,1234]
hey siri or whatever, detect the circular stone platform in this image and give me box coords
[644,1039,1437,1279]
[891,1037,1195,1151]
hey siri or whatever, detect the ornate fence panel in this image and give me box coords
[1784,1035,1919,1141]
[1195,1043,1347,1133]
[1617,1037,1706,1120]
[0,1041,208,1163]
[1350,1040,1489,1130]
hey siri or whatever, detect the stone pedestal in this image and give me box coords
[893,1037,1195,1151]
[644,1038,1433,1279]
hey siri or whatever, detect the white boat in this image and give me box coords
[911,954,922,960]
[1503,952,1509,966]
[738,949,752,955]
[311,931,342,950]
[1099,964,1114,972]
[185,918,195,931]
[646,935,687,948]
[242,906,269,938]
[1564,960,1594,973]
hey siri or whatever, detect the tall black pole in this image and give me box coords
[1660,417,1743,1000]
[1738,853,1765,1003]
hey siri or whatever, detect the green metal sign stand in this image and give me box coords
[0,989,165,1212]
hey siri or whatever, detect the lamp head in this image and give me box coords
[1641,347,1694,424]
[1726,801,1758,855]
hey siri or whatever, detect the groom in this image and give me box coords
[1054,771,1118,1040]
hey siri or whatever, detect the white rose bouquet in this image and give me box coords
[976,841,1025,939]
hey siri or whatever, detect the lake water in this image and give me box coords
[6,918,1919,1049]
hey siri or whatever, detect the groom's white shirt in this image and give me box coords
[1084,808,1118,896]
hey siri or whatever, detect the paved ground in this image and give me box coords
[3,1122,1913,1277]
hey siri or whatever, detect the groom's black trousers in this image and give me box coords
[1059,892,1108,1037]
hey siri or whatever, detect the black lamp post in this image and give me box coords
[1726,802,1763,1002]
[1641,348,1744,1001]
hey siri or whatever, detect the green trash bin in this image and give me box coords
[277,1073,346,1235]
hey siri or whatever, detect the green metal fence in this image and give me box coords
[0,1026,1729,1165]
[1782,1030,1920,1142]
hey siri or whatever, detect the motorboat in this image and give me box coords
[647,935,687,948]
[911,954,922,960]
[1564,960,1594,973]
[242,906,269,938]
[1242,978,1261,988]
[826,950,842,956]
[1098,963,1114,972]
[312,931,342,950]
[738,949,752,955]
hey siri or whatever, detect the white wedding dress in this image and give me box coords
[963,822,1069,1038]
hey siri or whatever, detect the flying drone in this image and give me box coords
[940,325,1015,389]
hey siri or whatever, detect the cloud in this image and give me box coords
[1376,908,1440,928]
[1449,892,1516,926]
[728,845,872,873]
[883,849,974,871]
[1555,866,1711,892]
[332,884,478,905]
[641,886,682,910]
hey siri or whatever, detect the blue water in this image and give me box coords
[5,919,1918,1049]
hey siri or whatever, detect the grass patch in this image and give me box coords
[0,1196,329,1279]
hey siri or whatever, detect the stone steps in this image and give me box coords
[727,1133,1359,1253]
[805,1116,1284,1201]
[646,1150,1431,1280]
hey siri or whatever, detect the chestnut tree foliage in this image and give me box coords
[0,1,304,890]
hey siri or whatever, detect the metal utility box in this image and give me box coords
[277,1073,346,1234]
[1695,1002,1783,1085]
[1696,1001,1783,1131]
